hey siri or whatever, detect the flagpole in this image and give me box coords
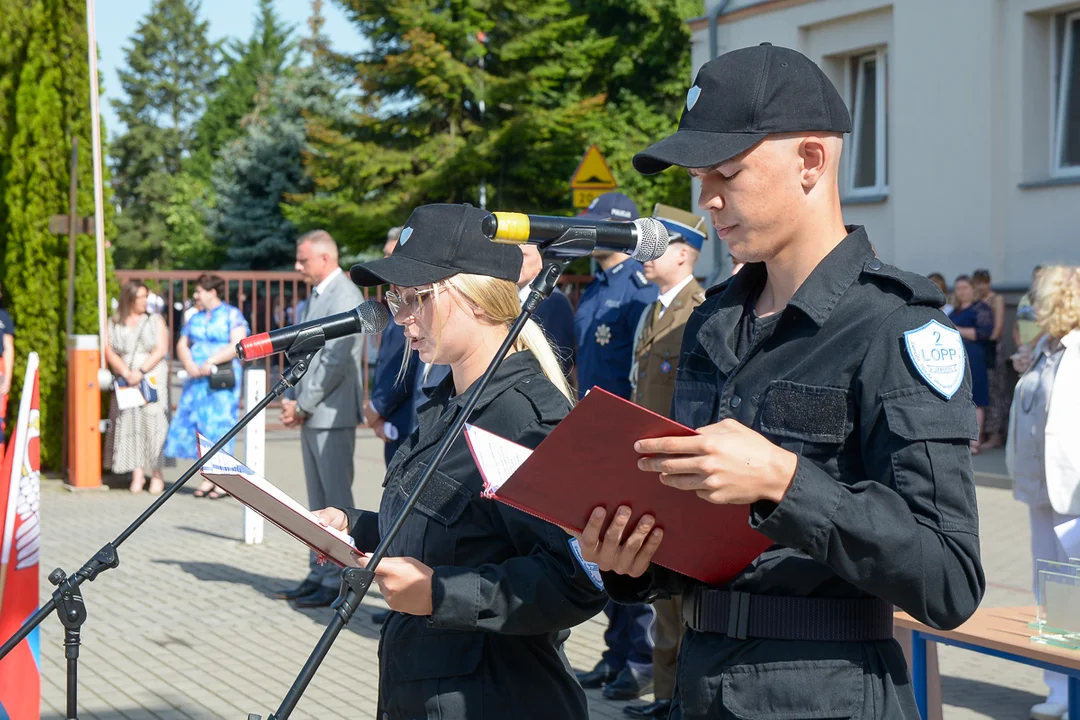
[86,0,108,367]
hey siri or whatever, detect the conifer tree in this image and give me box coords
[109,0,217,268]
[285,0,701,255]
[189,0,296,181]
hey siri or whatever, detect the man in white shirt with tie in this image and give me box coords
[276,230,366,608]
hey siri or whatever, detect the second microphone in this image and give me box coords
[237,300,389,362]
[480,212,669,262]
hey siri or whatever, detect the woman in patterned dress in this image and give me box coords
[104,281,171,494]
[163,274,250,498]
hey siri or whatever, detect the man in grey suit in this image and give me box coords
[275,229,366,608]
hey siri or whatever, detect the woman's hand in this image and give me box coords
[201,362,216,376]
[182,361,202,378]
[1012,348,1034,373]
[358,556,435,616]
[312,507,349,533]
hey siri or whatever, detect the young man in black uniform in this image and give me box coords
[573,44,985,719]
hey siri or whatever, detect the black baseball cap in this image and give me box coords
[350,203,523,287]
[633,43,852,175]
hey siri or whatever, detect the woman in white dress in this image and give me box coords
[104,281,171,494]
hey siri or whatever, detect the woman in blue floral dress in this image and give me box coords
[164,274,250,497]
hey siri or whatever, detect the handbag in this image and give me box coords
[207,362,236,391]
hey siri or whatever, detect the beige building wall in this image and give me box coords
[686,0,1080,287]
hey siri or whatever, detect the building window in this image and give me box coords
[1053,10,1080,176]
[847,49,888,196]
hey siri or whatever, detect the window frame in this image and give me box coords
[1052,9,1080,178]
[845,48,889,198]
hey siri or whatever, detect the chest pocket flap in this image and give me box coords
[398,462,474,526]
[759,381,850,444]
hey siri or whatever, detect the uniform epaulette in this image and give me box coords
[632,270,649,289]
[861,260,946,308]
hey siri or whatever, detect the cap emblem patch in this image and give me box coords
[399,226,413,246]
[686,85,701,111]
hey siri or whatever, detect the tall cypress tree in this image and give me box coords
[109,0,217,269]
[0,0,117,465]
[51,0,118,336]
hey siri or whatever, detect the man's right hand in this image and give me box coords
[571,505,664,578]
[312,507,349,533]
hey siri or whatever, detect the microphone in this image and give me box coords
[237,300,390,362]
[480,212,670,262]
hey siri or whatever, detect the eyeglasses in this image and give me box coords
[384,286,441,317]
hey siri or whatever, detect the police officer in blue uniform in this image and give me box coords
[573,191,659,401]
[574,44,984,719]
[572,191,660,701]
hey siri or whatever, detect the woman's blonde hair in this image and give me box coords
[1034,265,1080,340]
[396,273,573,403]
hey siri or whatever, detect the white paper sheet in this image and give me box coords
[114,385,147,410]
[463,423,534,497]
[197,434,358,549]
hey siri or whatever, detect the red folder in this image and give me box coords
[484,388,774,586]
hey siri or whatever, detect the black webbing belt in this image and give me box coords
[683,588,894,642]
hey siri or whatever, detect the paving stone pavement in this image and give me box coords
[26,430,1048,720]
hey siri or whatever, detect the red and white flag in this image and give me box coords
[0,352,41,720]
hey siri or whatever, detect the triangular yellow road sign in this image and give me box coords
[570,145,618,189]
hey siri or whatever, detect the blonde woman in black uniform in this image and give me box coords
[313,203,607,720]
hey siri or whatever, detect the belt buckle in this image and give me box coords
[727,591,750,640]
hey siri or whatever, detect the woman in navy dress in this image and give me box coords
[949,275,994,452]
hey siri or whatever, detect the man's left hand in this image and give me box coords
[358,556,434,616]
[635,419,798,505]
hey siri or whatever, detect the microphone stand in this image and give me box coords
[253,231,597,720]
[0,331,329,720]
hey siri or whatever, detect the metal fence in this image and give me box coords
[115,269,593,408]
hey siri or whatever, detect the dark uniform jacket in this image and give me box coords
[530,287,577,379]
[602,228,985,720]
[574,258,658,399]
[344,351,608,720]
[630,277,706,416]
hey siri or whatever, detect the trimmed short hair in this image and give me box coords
[297,229,338,254]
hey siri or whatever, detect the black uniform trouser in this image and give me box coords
[668,629,919,719]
